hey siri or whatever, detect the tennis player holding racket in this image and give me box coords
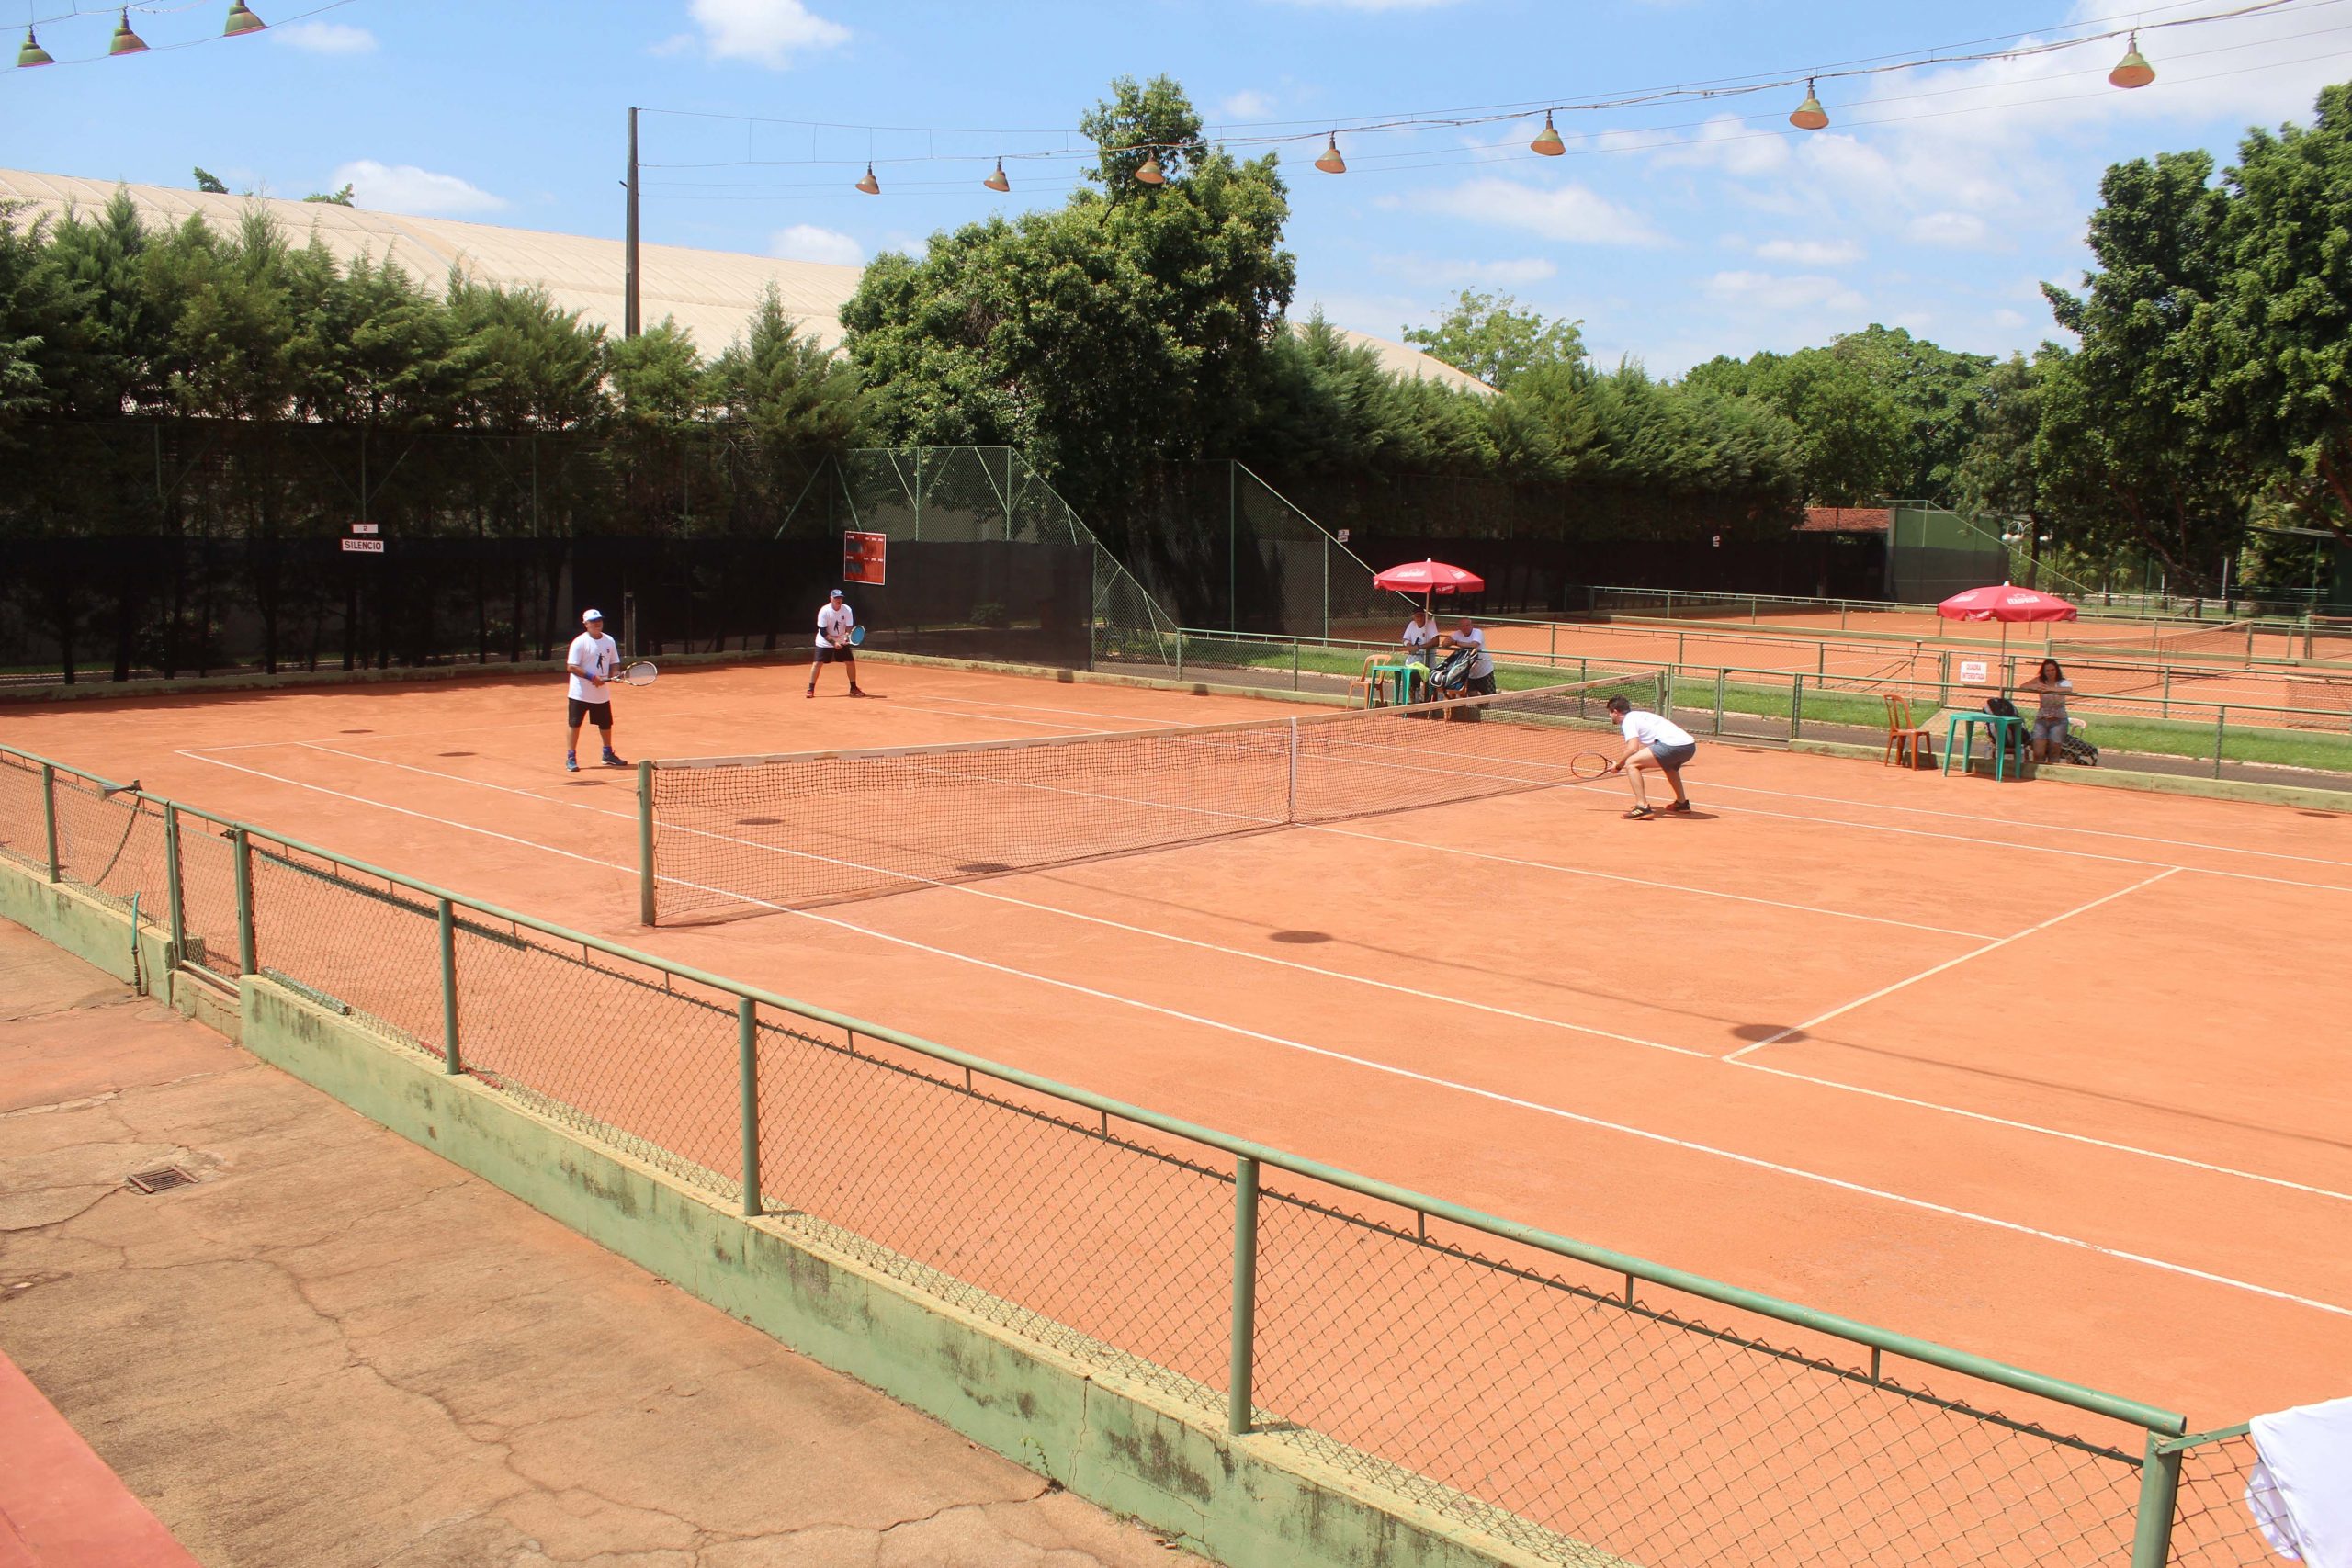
[564,609,631,772]
[1601,694,1695,819]
[807,588,868,698]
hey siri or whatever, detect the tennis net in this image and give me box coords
[2063,619,2252,660]
[640,671,1665,922]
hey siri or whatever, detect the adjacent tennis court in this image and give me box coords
[10,655,2348,1455]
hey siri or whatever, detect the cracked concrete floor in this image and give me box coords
[0,919,1206,1568]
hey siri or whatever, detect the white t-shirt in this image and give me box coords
[1402,617,1440,650]
[567,632,617,702]
[1451,627,1493,679]
[815,602,855,649]
[1621,709,1695,750]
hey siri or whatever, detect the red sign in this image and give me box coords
[842,530,888,586]
[340,539,384,554]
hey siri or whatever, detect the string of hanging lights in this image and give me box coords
[14,0,359,67]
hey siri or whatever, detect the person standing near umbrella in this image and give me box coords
[1442,615,1497,697]
[2018,658,2074,765]
[1401,606,1441,667]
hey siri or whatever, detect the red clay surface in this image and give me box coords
[0,1353,202,1568]
[6,660,2349,1433]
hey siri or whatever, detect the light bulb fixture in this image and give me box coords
[1789,78,1828,130]
[854,163,879,195]
[1530,111,1564,157]
[1315,132,1346,175]
[109,6,148,54]
[2109,30,2154,90]
[223,0,266,36]
[984,158,1010,193]
[17,24,51,65]
[1135,151,1165,186]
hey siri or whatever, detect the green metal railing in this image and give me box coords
[0,741,2277,1564]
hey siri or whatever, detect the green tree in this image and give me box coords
[2041,150,2251,590]
[304,184,356,207]
[705,286,865,449]
[192,167,229,195]
[447,275,607,431]
[1402,289,1585,391]
[1832,323,1994,499]
[1696,346,1905,504]
[604,318,704,427]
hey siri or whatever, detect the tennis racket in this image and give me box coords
[1570,750,1618,781]
[847,624,866,647]
[619,660,659,686]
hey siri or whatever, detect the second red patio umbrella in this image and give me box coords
[1372,558,1486,617]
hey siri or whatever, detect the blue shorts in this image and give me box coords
[1649,741,1697,770]
[2030,716,2067,745]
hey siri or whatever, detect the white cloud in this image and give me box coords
[1217,89,1277,121]
[1375,254,1558,287]
[1992,308,2030,329]
[770,223,861,266]
[332,161,506,217]
[1413,178,1666,246]
[1908,211,1991,248]
[1704,271,1867,315]
[274,20,375,53]
[681,0,849,68]
[1754,237,1863,266]
[1652,114,1790,178]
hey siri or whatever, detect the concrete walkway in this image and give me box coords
[0,919,1199,1568]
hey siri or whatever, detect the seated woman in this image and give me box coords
[2016,658,2074,766]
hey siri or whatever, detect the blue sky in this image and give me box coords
[9,0,2352,373]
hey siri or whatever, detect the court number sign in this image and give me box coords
[843,530,888,586]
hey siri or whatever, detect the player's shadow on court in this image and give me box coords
[1730,1023,1806,1044]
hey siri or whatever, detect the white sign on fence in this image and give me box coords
[341,538,385,554]
[1336,528,1351,544]
[350,522,379,535]
[1959,660,1989,684]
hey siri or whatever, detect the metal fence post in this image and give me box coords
[1291,640,1300,691]
[438,897,460,1075]
[232,827,255,976]
[2161,667,2172,719]
[1790,675,1804,741]
[2128,1431,2184,1568]
[1227,1156,1261,1437]
[636,761,657,927]
[39,763,58,883]
[1938,652,1951,710]
[1548,621,1556,664]
[739,997,763,1217]
[1284,719,1299,822]
[2213,707,2227,780]
[1713,671,1726,735]
[163,804,186,961]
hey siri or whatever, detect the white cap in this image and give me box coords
[582,608,604,623]
[829,589,844,599]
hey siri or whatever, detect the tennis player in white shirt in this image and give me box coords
[1603,694,1695,819]
[563,609,628,773]
[807,589,867,699]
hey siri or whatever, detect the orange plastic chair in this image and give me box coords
[1884,694,1936,769]
[1349,652,1388,708]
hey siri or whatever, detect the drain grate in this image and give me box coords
[126,1166,197,1194]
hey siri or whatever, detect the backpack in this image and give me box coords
[1984,695,2020,719]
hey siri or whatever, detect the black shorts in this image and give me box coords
[568,698,613,728]
[814,644,856,664]
[1466,671,1498,697]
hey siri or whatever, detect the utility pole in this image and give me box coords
[624,107,641,340]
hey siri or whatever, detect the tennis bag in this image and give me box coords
[1429,647,1474,695]
[2060,723,2099,767]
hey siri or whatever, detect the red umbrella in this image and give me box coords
[1373,558,1485,616]
[1937,584,2078,665]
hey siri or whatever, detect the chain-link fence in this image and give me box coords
[0,740,2291,1566]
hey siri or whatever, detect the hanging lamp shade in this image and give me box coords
[1134,151,1165,186]
[854,163,880,195]
[1315,132,1346,175]
[109,6,148,54]
[2109,31,2154,89]
[1530,111,1564,157]
[1789,79,1828,130]
[984,158,1010,193]
[223,0,266,36]
[17,25,52,65]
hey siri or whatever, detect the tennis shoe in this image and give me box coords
[1664,799,1692,813]
[564,753,579,773]
[1622,805,1655,819]
[602,749,629,767]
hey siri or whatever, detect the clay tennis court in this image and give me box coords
[7,657,2349,1446]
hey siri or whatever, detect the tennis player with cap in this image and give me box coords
[808,588,867,699]
[564,609,628,773]
[1602,694,1695,819]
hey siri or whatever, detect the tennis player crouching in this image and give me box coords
[564,608,629,773]
[1603,694,1695,819]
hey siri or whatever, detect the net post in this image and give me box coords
[39,763,58,883]
[437,897,461,1075]
[2129,1429,2184,1568]
[1227,1154,1261,1437]
[636,761,657,926]
[163,804,186,963]
[232,827,255,976]
[738,996,763,1218]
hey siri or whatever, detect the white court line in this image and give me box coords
[236,740,2352,1208]
[1722,870,2180,1062]
[1694,775,2352,872]
[174,744,2352,1314]
[1307,824,1997,940]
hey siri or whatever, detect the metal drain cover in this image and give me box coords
[126,1166,197,1194]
